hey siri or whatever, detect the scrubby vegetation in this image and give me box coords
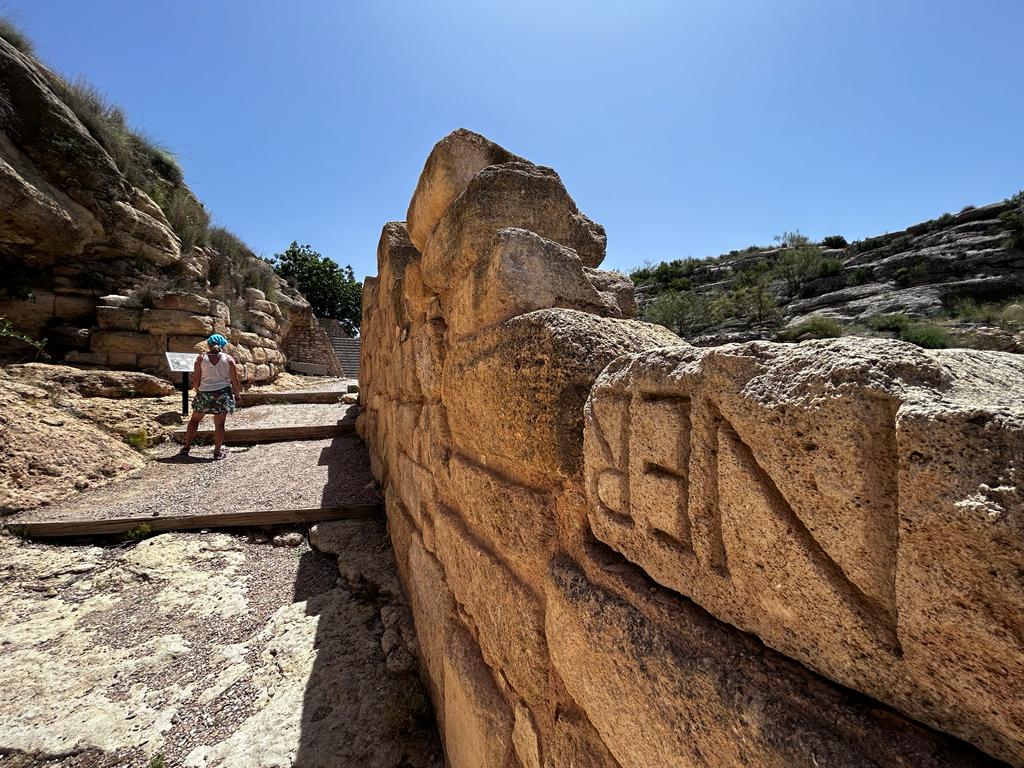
[0,315,49,358]
[0,16,35,55]
[778,316,843,341]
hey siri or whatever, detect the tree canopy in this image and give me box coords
[272,242,362,335]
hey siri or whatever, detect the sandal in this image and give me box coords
[213,449,228,461]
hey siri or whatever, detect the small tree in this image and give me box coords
[644,291,714,336]
[272,242,362,335]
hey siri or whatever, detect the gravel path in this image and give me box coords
[12,437,378,523]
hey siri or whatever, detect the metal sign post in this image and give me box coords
[165,352,199,417]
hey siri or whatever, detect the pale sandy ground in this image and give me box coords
[0,519,442,768]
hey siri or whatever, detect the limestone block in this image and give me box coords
[64,351,107,366]
[583,338,1024,763]
[254,364,271,382]
[445,228,612,340]
[243,288,265,303]
[90,330,166,355]
[209,299,230,322]
[137,354,169,374]
[433,505,549,709]
[105,352,137,367]
[242,363,256,382]
[443,624,516,768]
[167,335,207,353]
[288,361,327,376]
[251,346,268,365]
[583,268,637,319]
[151,292,210,314]
[248,309,278,332]
[445,453,555,583]
[238,331,262,349]
[407,532,456,727]
[512,704,541,768]
[443,308,681,485]
[232,346,253,365]
[95,306,142,331]
[253,326,276,340]
[54,294,97,321]
[250,299,278,317]
[547,558,996,768]
[265,349,284,365]
[422,162,606,299]
[139,309,213,336]
[406,128,524,252]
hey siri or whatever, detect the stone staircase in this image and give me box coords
[320,319,361,378]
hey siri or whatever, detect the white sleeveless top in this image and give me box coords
[199,353,233,391]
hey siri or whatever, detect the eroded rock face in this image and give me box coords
[358,130,1021,767]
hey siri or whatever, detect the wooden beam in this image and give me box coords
[7,504,382,538]
[240,391,348,406]
[172,422,356,443]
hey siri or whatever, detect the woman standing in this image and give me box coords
[179,334,242,460]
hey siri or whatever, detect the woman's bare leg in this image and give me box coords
[213,414,227,455]
[183,412,205,449]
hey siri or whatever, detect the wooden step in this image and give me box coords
[173,422,356,444]
[6,503,382,539]
[241,390,346,406]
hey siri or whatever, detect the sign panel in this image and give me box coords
[165,352,199,374]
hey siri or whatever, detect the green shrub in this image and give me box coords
[0,16,35,56]
[867,313,912,333]
[999,208,1024,251]
[774,230,811,247]
[127,427,149,450]
[779,316,844,340]
[900,322,952,349]
[893,262,928,286]
[848,266,873,286]
[821,235,848,249]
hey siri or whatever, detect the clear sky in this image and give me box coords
[5,1,1022,279]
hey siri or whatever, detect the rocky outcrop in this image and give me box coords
[358,130,1021,766]
[0,36,321,381]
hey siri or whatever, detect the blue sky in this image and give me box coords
[5,1,1022,279]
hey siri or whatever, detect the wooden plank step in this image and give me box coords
[6,504,382,539]
[241,390,346,406]
[172,422,356,444]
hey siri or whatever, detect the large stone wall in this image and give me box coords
[358,130,1024,767]
[279,311,345,377]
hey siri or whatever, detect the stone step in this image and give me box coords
[240,390,347,406]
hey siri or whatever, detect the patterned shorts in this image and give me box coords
[192,386,237,415]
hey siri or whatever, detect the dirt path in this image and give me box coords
[12,437,377,524]
[0,521,442,768]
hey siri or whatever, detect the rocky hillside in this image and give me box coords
[633,196,1024,351]
[0,27,317,382]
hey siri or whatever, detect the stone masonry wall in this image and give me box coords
[357,130,1024,767]
[279,311,345,377]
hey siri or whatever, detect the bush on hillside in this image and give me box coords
[867,313,912,333]
[160,188,210,252]
[821,235,848,249]
[643,290,714,336]
[778,315,844,341]
[900,322,952,349]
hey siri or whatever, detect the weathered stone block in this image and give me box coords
[432,504,549,709]
[583,338,1024,763]
[445,228,612,340]
[167,335,207,353]
[54,294,96,321]
[139,309,213,336]
[254,364,271,382]
[406,128,524,252]
[422,163,607,298]
[105,352,137,367]
[151,292,210,314]
[90,330,166,355]
[583,268,637,319]
[443,308,681,485]
[546,558,995,768]
[96,306,142,331]
[443,624,516,768]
